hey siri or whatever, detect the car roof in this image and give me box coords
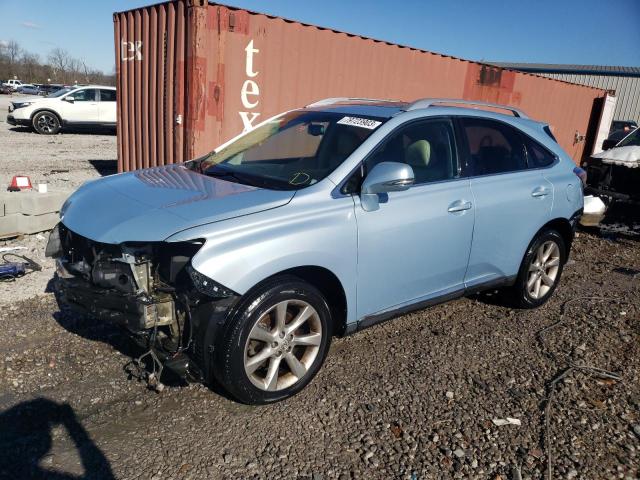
[72,85,116,89]
[305,98,546,129]
[306,100,409,118]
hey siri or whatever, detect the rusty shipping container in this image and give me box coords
[114,0,608,172]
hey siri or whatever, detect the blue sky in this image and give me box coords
[1,0,639,73]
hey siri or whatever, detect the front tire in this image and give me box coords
[32,111,61,134]
[506,229,566,308]
[210,275,332,404]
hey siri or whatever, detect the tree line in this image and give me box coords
[0,40,115,86]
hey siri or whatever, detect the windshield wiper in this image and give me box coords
[204,168,257,186]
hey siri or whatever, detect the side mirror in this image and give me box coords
[360,161,414,211]
[64,96,75,103]
[601,139,617,151]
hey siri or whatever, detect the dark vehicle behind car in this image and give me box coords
[585,127,640,202]
[603,120,639,150]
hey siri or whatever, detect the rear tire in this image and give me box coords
[32,111,61,135]
[505,229,566,308]
[208,275,332,404]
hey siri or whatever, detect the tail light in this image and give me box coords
[573,166,587,188]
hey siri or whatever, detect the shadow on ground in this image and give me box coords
[0,398,115,479]
[8,126,116,136]
[88,160,117,177]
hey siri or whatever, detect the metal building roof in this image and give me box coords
[489,63,640,77]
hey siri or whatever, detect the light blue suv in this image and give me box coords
[48,98,584,404]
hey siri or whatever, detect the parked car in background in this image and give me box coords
[39,84,64,96]
[0,83,11,94]
[16,84,40,95]
[585,126,640,204]
[3,79,23,91]
[47,98,584,404]
[6,85,116,134]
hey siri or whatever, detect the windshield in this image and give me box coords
[47,87,73,98]
[200,110,386,190]
[618,127,640,148]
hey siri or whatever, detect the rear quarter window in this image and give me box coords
[525,137,556,168]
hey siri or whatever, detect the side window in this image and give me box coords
[71,89,96,101]
[461,118,527,176]
[525,137,556,168]
[366,119,457,184]
[100,89,116,102]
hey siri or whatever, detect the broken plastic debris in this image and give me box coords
[0,247,27,253]
[491,417,521,426]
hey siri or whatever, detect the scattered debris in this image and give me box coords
[492,417,521,427]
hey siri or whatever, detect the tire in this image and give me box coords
[208,275,332,404]
[32,111,61,134]
[505,229,567,309]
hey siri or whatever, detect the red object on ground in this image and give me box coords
[9,175,33,191]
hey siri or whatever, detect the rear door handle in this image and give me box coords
[448,200,472,213]
[531,186,550,198]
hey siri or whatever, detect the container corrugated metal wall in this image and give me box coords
[535,73,640,124]
[114,0,607,172]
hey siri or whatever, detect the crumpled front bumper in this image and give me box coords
[54,259,175,334]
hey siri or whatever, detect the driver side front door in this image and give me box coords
[354,118,475,323]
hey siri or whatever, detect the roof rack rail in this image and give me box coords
[405,98,528,118]
[306,97,400,108]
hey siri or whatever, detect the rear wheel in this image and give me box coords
[505,229,566,308]
[32,111,60,134]
[210,275,332,404]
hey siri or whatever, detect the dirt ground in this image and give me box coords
[0,93,638,479]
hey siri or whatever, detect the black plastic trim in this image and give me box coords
[351,275,517,333]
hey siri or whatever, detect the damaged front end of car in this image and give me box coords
[45,223,238,385]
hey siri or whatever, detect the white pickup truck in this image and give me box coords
[3,79,23,91]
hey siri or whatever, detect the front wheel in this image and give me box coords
[32,111,60,134]
[505,229,566,308]
[210,275,332,404]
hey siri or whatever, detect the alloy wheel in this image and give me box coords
[37,114,58,133]
[244,299,322,391]
[527,240,561,299]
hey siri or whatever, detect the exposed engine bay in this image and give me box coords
[46,223,238,387]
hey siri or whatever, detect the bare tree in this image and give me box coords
[48,47,71,81]
[6,40,21,65]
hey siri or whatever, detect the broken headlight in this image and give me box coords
[186,264,236,299]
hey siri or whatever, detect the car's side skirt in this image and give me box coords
[347,275,517,334]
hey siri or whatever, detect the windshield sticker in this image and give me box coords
[337,116,382,130]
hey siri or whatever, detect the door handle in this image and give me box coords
[448,200,472,213]
[531,186,550,198]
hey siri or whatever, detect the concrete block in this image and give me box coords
[0,212,59,238]
[0,190,71,216]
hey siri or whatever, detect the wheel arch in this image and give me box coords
[252,265,349,336]
[537,217,574,256]
[30,108,62,124]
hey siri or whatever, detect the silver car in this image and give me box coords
[48,98,584,404]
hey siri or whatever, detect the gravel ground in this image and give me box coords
[0,233,637,480]
[0,92,638,479]
[0,93,114,303]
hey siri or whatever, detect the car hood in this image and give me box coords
[61,164,295,244]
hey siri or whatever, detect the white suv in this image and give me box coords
[7,85,116,135]
[3,79,23,91]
